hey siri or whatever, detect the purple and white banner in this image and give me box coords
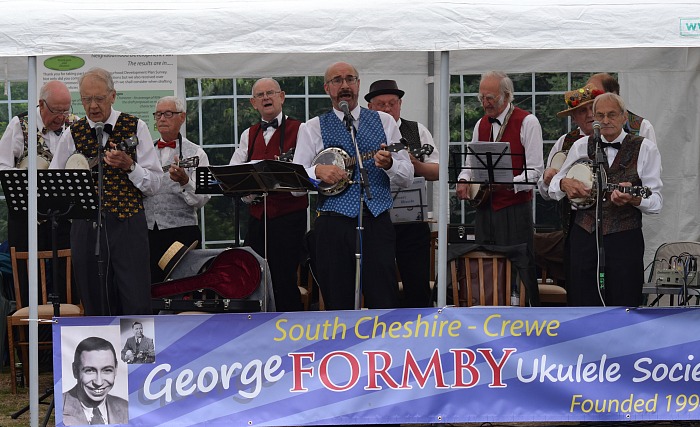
[53,307,700,426]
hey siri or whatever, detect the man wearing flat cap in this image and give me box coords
[367,79,439,307]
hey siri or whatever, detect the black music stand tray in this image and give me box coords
[0,169,97,427]
[207,160,317,196]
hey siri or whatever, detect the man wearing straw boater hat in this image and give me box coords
[366,79,439,308]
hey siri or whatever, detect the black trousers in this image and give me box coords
[245,209,307,312]
[314,211,399,310]
[395,222,432,307]
[148,224,202,284]
[568,224,644,307]
[71,211,152,316]
[476,201,539,305]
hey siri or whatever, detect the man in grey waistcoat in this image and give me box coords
[145,96,210,283]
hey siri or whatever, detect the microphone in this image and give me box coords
[338,100,352,118]
[592,121,602,142]
[94,122,104,145]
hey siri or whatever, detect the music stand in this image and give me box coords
[206,161,316,311]
[0,169,97,426]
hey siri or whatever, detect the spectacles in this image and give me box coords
[594,111,622,121]
[153,111,183,119]
[80,95,110,105]
[253,90,280,99]
[326,76,359,86]
[42,100,72,116]
[477,94,501,104]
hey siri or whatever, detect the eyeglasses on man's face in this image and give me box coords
[253,90,281,99]
[594,111,622,121]
[153,111,182,119]
[80,95,110,105]
[326,76,359,86]
[42,100,72,116]
[477,94,501,104]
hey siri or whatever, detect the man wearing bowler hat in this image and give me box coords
[366,79,439,307]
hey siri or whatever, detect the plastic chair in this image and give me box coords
[7,247,82,393]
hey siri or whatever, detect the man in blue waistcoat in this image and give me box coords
[293,62,414,310]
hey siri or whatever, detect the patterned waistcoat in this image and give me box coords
[574,134,644,235]
[318,108,392,217]
[17,112,79,164]
[72,114,142,219]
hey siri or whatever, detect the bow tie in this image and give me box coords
[157,140,177,149]
[261,118,278,131]
[488,117,501,125]
[42,127,63,136]
[601,141,621,150]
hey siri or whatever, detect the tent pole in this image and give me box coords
[27,55,39,427]
[437,51,449,307]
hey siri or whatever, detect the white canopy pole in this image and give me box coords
[437,51,449,307]
[26,55,39,427]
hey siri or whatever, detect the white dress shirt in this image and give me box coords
[293,106,414,188]
[0,107,66,170]
[548,130,662,214]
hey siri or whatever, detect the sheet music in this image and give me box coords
[466,141,513,184]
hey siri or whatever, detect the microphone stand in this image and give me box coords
[593,136,606,302]
[94,127,108,315]
[345,113,371,310]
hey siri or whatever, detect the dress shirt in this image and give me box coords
[548,130,662,214]
[396,118,439,165]
[49,109,162,197]
[0,107,63,170]
[638,118,656,144]
[156,136,210,208]
[293,106,414,188]
[230,112,285,166]
[81,401,108,424]
[537,128,586,200]
[457,104,544,193]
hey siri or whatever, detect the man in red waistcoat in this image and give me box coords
[229,78,308,311]
[456,71,544,305]
[548,93,662,306]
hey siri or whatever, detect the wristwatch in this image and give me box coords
[127,161,136,173]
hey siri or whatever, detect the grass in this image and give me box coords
[0,365,55,427]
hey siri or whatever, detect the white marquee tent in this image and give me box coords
[4,1,700,424]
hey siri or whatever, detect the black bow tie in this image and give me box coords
[601,141,621,150]
[42,127,63,136]
[91,124,114,141]
[488,117,501,125]
[261,118,278,131]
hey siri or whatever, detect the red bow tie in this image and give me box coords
[158,140,177,149]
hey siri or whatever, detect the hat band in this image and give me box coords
[158,244,188,273]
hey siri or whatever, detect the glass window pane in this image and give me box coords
[204,146,235,167]
[450,75,461,93]
[236,78,255,96]
[237,98,258,134]
[535,73,568,92]
[283,98,305,122]
[201,78,233,97]
[277,77,305,95]
[201,99,234,146]
[462,75,481,93]
[185,79,199,98]
[513,94,532,113]
[11,103,28,117]
[308,76,325,94]
[309,98,332,119]
[0,82,7,101]
[185,100,200,145]
[203,195,237,242]
[11,82,28,101]
[535,94,568,141]
[510,73,532,93]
